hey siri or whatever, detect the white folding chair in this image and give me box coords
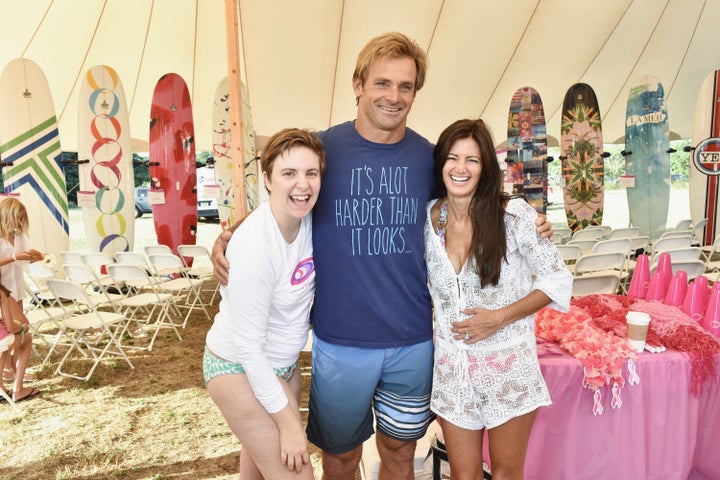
[80,252,116,288]
[673,219,693,231]
[565,239,597,255]
[585,225,612,239]
[59,251,84,265]
[552,227,573,245]
[144,244,173,257]
[649,259,706,281]
[106,264,182,351]
[571,273,621,297]
[556,245,583,265]
[609,227,641,240]
[46,278,134,381]
[651,235,692,256]
[0,338,20,412]
[573,252,627,277]
[649,247,702,268]
[63,264,124,311]
[592,238,632,255]
[177,244,219,304]
[571,228,603,242]
[147,253,211,327]
[692,218,708,246]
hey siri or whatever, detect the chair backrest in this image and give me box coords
[115,251,149,266]
[609,227,641,239]
[592,238,631,255]
[565,239,597,254]
[107,264,150,283]
[571,273,620,297]
[46,278,88,302]
[81,252,115,269]
[571,228,603,242]
[63,264,101,286]
[26,262,59,280]
[659,230,693,240]
[653,235,692,254]
[674,219,693,231]
[148,253,185,270]
[629,235,651,252]
[585,225,612,239]
[693,218,708,245]
[553,228,573,244]
[574,252,626,275]
[556,245,583,263]
[650,247,702,266]
[177,244,211,269]
[60,251,83,265]
[649,259,706,280]
[145,245,173,256]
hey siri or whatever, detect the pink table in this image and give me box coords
[484,350,720,479]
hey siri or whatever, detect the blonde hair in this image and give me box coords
[0,197,29,239]
[352,32,427,94]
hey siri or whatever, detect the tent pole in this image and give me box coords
[224,0,248,219]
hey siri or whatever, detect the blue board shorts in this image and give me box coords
[306,337,434,454]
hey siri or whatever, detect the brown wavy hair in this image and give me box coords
[433,119,510,287]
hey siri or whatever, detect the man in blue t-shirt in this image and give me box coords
[212,32,553,480]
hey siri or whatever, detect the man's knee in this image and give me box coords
[322,446,362,479]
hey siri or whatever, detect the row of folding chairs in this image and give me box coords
[22,245,215,382]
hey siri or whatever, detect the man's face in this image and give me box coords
[353,56,417,143]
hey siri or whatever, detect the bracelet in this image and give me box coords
[11,253,16,261]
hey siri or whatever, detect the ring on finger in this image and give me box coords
[464,331,470,341]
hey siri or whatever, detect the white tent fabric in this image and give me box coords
[0,0,718,153]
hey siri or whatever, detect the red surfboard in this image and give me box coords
[149,73,197,255]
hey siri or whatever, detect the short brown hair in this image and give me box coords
[353,32,427,93]
[261,128,326,180]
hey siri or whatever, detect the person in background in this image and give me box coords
[0,197,43,402]
[425,118,571,479]
[204,128,325,479]
[212,32,554,480]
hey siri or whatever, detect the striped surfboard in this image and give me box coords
[0,58,68,260]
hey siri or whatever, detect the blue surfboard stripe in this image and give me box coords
[4,174,69,234]
[1,127,59,164]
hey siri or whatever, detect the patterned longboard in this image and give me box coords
[505,86,548,213]
[0,58,69,260]
[625,76,671,241]
[149,73,197,255]
[77,65,134,255]
[212,77,258,230]
[689,70,720,246]
[560,83,605,232]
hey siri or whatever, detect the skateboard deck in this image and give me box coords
[212,77,258,230]
[505,86,547,213]
[625,76,671,241]
[0,58,69,261]
[77,65,134,255]
[560,82,605,232]
[689,69,720,246]
[149,73,197,255]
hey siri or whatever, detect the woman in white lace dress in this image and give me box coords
[424,119,572,479]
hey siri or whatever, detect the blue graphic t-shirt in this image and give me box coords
[311,121,435,347]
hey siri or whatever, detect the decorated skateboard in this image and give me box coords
[505,86,548,213]
[625,76,671,241]
[77,64,134,255]
[149,73,197,255]
[559,82,605,232]
[0,58,69,261]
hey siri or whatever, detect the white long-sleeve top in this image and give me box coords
[206,201,315,413]
[0,235,29,300]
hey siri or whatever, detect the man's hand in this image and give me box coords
[535,213,553,241]
[211,230,234,286]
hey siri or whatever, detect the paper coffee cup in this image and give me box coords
[626,311,651,352]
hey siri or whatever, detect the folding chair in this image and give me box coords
[46,279,134,381]
[106,264,182,351]
[556,245,583,265]
[63,264,124,311]
[649,259,706,281]
[649,247,702,267]
[571,228,603,242]
[565,239,597,255]
[147,253,211,327]
[609,227,641,240]
[592,238,632,255]
[552,227,573,245]
[144,244,173,257]
[60,251,84,265]
[177,244,219,305]
[585,225,612,239]
[692,218,708,246]
[572,252,627,278]
[22,284,72,369]
[80,252,116,288]
[571,273,621,297]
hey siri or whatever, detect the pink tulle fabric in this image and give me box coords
[536,294,720,397]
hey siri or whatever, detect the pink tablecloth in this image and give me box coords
[484,350,720,479]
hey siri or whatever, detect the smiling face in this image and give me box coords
[264,146,322,224]
[442,137,483,200]
[353,56,417,143]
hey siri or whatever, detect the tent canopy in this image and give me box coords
[0,0,717,153]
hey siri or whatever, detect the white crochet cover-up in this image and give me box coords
[424,198,572,430]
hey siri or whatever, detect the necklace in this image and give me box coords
[437,199,448,249]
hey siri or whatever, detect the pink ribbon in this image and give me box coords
[592,390,604,416]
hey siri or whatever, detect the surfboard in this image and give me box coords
[77,64,134,256]
[212,77,258,230]
[625,76,671,241]
[149,73,197,255]
[689,69,720,246]
[505,86,547,213]
[560,82,605,232]
[0,58,69,261]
